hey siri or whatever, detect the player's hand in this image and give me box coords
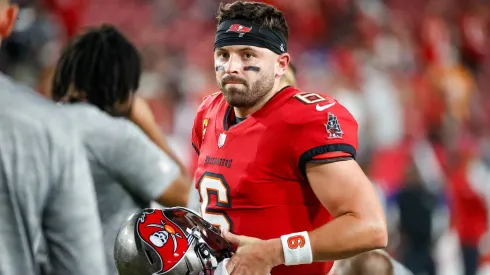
[222,230,283,275]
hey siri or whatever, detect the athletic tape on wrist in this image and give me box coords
[280,231,313,266]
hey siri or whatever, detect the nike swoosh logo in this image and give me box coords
[316,102,336,111]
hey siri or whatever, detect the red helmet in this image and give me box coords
[113,207,234,275]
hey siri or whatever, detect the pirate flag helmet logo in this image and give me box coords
[136,209,189,272]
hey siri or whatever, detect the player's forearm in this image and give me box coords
[308,213,387,261]
[263,214,386,267]
[265,214,386,267]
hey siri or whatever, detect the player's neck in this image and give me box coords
[233,84,282,118]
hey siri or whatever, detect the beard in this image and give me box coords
[218,72,275,108]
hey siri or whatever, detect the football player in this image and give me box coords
[191,1,387,275]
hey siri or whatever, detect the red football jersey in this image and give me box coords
[191,86,358,275]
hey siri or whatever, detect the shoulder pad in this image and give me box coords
[282,91,356,127]
[197,91,222,113]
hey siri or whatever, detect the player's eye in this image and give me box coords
[218,52,229,59]
[244,53,254,59]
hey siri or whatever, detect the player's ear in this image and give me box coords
[275,53,290,78]
[0,3,18,38]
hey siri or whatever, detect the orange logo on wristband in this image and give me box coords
[287,235,306,250]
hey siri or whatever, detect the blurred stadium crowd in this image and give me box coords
[2,0,490,274]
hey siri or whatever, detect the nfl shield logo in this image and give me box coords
[218,133,227,148]
[325,112,343,139]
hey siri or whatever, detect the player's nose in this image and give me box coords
[224,54,242,74]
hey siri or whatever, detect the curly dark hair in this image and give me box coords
[52,24,141,114]
[216,1,289,40]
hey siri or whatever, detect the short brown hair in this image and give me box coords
[348,251,394,275]
[216,1,289,40]
[335,251,394,275]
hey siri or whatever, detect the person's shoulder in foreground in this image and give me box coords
[0,73,107,275]
[0,3,106,271]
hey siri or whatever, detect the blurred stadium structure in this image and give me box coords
[2,0,490,274]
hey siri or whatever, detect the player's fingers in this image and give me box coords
[225,255,238,274]
[232,265,262,275]
[228,264,245,275]
[223,229,242,246]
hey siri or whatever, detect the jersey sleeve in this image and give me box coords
[292,103,358,178]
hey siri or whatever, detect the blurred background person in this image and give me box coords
[50,24,192,274]
[0,1,107,274]
[394,161,438,275]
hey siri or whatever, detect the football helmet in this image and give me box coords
[114,207,234,275]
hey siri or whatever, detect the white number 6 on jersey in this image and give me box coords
[197,172,233,232]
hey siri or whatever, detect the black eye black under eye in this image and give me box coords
[243,66,260,72]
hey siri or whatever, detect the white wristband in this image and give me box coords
[280,231,313,266]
